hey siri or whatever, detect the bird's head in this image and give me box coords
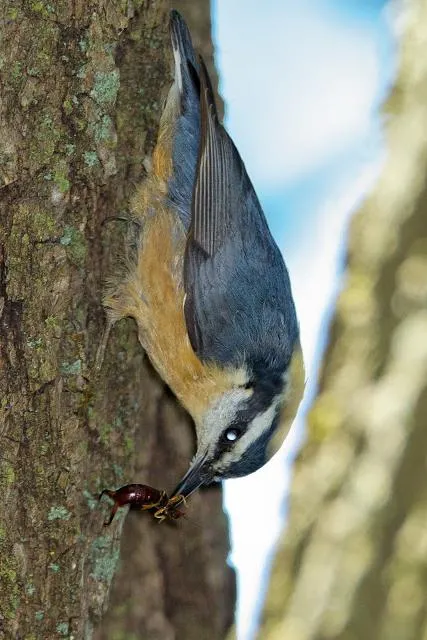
[172,344,305,497]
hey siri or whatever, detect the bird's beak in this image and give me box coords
[171,450,211,499]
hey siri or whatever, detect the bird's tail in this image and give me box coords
[169,9,199,102]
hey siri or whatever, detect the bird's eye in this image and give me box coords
[225,428,240,442]
[219,426,245,452]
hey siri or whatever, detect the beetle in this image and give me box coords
[99,483,186,525]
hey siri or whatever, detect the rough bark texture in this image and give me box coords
[0,1,235,639]
[259,2,427,639]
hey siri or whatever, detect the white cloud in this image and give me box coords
[215,1,383,187]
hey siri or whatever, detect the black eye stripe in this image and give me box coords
[212,377,284,462]
[215,410,282,479]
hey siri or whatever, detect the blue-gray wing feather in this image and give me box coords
[184,59,299,375]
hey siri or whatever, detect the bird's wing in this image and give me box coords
[184,57,297,370]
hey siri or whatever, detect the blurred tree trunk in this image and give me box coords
[0,1,234,639]
[259,2,427,639]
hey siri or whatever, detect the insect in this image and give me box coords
[99,10,305,501]
[99,484,186,526]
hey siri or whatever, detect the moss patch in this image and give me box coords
[0,557,19,620]
[60,226,87,267]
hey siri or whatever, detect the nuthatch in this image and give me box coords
[102,10,305,499]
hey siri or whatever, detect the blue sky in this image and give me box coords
[212,1,395,639]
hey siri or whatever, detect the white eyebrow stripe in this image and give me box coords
[195,380,252,446]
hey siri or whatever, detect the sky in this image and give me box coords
[212,1,395,638]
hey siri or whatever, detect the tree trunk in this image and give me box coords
[0,1,235,638]
[259,1,427,639]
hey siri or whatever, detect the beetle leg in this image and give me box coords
[153,508,167,523]
[103,502,119,526]
[99,489,119,526]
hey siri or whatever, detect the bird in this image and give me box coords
[101,9,305,500]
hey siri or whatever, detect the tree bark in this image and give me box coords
[259,1,427,639]
[0,1,235,638]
